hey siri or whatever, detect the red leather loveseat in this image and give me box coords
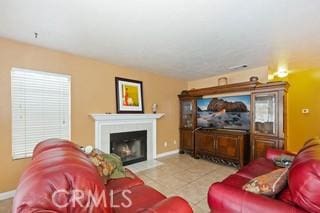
[208,138,320,213]
[13,139,193,213]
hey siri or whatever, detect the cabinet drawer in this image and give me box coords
[215,135,239,160]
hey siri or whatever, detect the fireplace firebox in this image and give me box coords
[110,130,147,166]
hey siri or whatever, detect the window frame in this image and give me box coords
[11,67,71,159]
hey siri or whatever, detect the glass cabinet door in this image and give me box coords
[253,93,278,135]
[181,100,193,128]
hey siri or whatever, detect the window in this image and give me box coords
[11,68,71,159]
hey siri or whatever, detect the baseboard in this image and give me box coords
[0,190,15,200]
[156,149,179,158]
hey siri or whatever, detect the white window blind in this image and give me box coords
[11,68,71,159]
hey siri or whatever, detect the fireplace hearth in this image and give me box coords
[110,130,147,166]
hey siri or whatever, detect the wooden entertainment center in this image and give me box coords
[178,80,288,168]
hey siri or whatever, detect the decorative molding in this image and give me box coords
[156,149,179,158]
[180,81,260,97]
[0,190,15,200]
[180,80,289,97]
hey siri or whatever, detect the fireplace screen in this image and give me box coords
[110,130,147,166]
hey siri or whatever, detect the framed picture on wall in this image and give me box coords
[115,77,144,113]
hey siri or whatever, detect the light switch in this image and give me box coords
[302,108,310,114]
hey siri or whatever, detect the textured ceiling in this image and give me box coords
[1,0,320,79]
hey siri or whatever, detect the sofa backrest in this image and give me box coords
[288,138,320,213]
[13,139,111,213]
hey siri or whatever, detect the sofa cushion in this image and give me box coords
[277,188,296,206]
[106,169,144,195]
[208,182,307,213]
[288,139,320,212]
[242,168,288,196]
[32,138,80,158]
[13,139,111,213]
[236,157,278,179]
[222,174,250,189]
[14,139,193,213]
[112,185,166,213]
[87,148,127,183]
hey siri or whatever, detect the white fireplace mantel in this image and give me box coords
[90,113,164,161]
[91,113,164,121]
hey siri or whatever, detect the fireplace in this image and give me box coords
[91,113,164,166]
[110,130,147,166]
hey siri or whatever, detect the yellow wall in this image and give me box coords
[0,38,187,192]
[273,69,320,152]
[188,66,269,89]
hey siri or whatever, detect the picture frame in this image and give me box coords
[115,77,144,113]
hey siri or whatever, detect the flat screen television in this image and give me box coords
[197,95,250,130]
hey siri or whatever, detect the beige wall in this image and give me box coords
[0,38,187,192]
[187,66,269,89]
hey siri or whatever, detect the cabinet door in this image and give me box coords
[215,135,239,160]
[181,130,193,150]
[253,137,278,159]
[180,100,194,129]
[252,92,278,136]
[195,132,215,154]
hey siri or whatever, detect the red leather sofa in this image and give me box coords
[208,138,320,213]
[13,139,193,213]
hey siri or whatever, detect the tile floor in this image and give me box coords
[0,198,12,213]
[138,154,237,212]
[0,153,237,213]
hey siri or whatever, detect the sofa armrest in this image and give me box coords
[141,196,193,213]
[208,183,306,213]
[265,148,296,161]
